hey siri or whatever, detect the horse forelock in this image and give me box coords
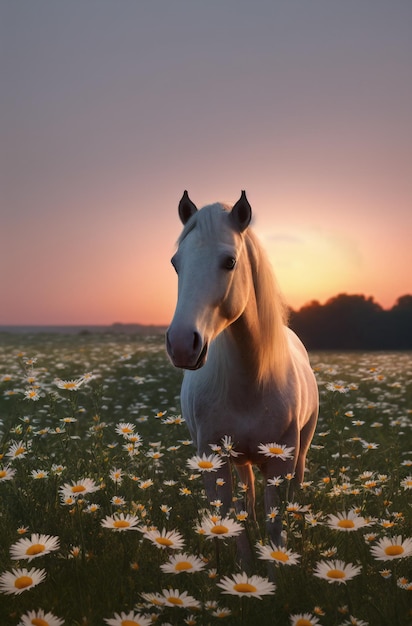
[177,203,231,246]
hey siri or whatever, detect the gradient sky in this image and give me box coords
[2,1,411,325]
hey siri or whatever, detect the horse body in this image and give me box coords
[167,191,318,549]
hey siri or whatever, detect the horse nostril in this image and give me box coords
[192,331,202,353]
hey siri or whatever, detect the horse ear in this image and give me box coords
[230,190,252,232]
[178,190,198,224]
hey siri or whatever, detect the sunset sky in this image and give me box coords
[2,1,411,326]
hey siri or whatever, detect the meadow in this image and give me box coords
[0,332,411,626]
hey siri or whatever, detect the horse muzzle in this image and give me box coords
[166,327,208,370]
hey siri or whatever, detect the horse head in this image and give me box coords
[166,191,252,370]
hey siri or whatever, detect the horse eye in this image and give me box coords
[223,256,237,270]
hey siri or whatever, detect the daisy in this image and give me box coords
[104,611,152,626]
[31,470,49,479]
[0,567,46,594]
[111,495,126,506]
[59,478,100,498]
[6,440,29,460]
[0,465,16,481]
[197,515,243,540]
[115,422,135,436]
[217,572,276,598]
[258,442,295,460]
[313,560,361,584]
[256,541,301,565]
[142,528,185,550]
[327,510,370,532]
[187,453,225,472]
[10,533,60,561]
[54,377,84,391]
[160,552,206,574]
[109,468,123,484]
[17,609,64,626]
[370,535,412,561]
[160,588,201,608]
[101,513,140,531]
[401,475,412,490]
[289,613,321,626]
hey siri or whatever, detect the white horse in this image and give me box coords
[166,191,318,556]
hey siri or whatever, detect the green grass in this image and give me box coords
[0,333,411,625]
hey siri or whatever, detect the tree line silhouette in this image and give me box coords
[289,294,412,350]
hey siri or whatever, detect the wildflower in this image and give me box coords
[256,542,301,565]
[0,567,46,594]
[217,572,276,598]
[0,465,16,481]
[361,441,379,450]
[115,422,135,436]
[160,552,206,574]
[10,533,59,561]
[370,535,412,561]
[139,479,154,490]
[211,607,232,618]
[313,559,361,584]
[187,453,225,472]
[140,591,165,607]
[198,515,243,540]
[17,526,29,535]
[162,415,185,424]
[289,613,321,626]
[179,487,192,496]
[109,468,123,484]
[236,510,248,521]
[267,506,279,522]
[54,377,84,391]
[380,569,392,579]
[111,496,126,506]
[7,440,29,460]
[160,588,201,608]
[104,611,152,626]
[326,510,370,532]
[340,617,369,626]
[17,609,64,626]
[84,503,100,513]
[398,577,412,590]
[31,469,49,479]
[59,478,100,498]
[142,528,185,550]
[326,382,348,393]
[101,513,140,531]
[401,475,412,490]
[24,388,41,401]
[160,504,172,518]
[267,475,283,487]
[258,442,295,460]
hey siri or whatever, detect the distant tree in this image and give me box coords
[289,293,412,350]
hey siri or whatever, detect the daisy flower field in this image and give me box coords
[0,333,411,625]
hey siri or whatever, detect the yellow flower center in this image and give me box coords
[211,524,229,535]
[233,582,257,593]
[121,621,142,626]
[14,447,25,456]
[14,575,33,589]
[198,460,214,469]
[327,569,345,580]
[385,545,404,556]
[269,446,284,455]
[175,561,193,571]
[0,471,6,478]
[113,520,130,528]
[26,543,45,556]
[337,519,355,529]
[167,596,183,605]
[295,620,313,626]
[270,550,289,562]
[156,537,173,546]
[71,485,86,493]
[31,619,49,626]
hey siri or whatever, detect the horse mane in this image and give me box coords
[244,228,290,388]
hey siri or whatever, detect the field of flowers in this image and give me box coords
[0,332,411,626]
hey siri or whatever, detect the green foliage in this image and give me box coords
[0,333,411,625]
